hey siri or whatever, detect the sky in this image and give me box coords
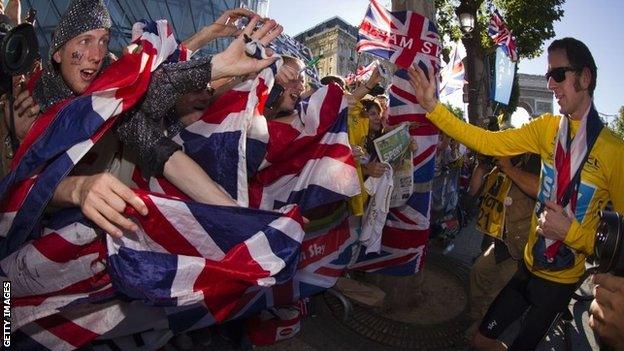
[269,0,624,120]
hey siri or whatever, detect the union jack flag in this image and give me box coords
[0,21,310,350]
[356,0,441,69]
[227,206,359,320]
[345,60,379,85]
[0,20,182,256]
[4,196,304,350]
[439,42,466,97]
[139,63,359,213]
[132,64,361,319]
[351,67,438,275]
[488,9,518,62]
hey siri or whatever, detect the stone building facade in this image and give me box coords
[517,73,553,116]
[294,16,389,80]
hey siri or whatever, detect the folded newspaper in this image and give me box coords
[373,123,414,208]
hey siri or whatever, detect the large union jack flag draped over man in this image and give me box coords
[139,71,361,319]
[488,9,518,61]
[356,0,441,70]
[0,21,311,350]
[350,67,438,275]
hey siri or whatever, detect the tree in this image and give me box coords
[608,106,624,139]
[443,102,464,120]
[434,0,565,124]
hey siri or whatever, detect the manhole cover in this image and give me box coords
[324,252,470,350]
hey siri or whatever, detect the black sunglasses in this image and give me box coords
[545,66,579,83]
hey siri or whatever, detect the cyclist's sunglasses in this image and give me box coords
[545,66,579,83]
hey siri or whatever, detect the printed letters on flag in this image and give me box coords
[0,22,309,350]
[351,66,438,275]
[357,0,441,69]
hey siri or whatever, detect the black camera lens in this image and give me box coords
[4,33,26,70]
[1,23,40,76]
[595,211,624,276]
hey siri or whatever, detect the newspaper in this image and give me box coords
[373,123,414,208]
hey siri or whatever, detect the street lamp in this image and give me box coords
[455,2,476,37]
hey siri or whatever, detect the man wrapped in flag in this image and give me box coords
[0,1,309,349]
[350,0,440,276]
[138,53,362,320]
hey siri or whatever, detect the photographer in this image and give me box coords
[0,0,40,176]
[589,273,624,350]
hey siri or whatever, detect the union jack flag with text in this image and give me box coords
[351,65,438,275]
[0,22,307,351]
[356,0,441,69]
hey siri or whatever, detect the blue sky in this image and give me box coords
[269,0,624,120]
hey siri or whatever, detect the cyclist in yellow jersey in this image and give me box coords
[408,37,624,350]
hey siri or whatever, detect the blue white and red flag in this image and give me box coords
[345,60,379,85]
[439,42,466,97]
[356,0,441,69]
[0,22,310,350]
[133,63,360,319]
[350,67,438,275]
[488,9,518,61]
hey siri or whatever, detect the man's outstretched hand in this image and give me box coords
[407,64,438,113]
[211,16,283,80]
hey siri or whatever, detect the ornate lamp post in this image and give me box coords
[455,2,476,37]
[456,1,482,125]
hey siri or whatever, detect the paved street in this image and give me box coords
[252,219,600,351]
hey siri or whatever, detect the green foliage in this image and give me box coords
[443,102,465,120]
[495,0,565,59]
[608,106,624,139]
[434,0,564,123]
[434,0,565,60]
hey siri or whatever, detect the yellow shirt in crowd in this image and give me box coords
[347,101,370,216]
[427,103,624,284]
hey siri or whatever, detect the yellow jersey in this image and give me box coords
[427,103,624,284]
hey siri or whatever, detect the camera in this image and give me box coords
[594,210,624,276]
[264,83,285,113]
[0,13,40,96]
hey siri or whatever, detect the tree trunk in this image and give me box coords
[460,1,491,126]
[392,0,435,17]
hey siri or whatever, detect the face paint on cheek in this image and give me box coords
[71,51,84,65]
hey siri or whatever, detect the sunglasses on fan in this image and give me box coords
[545,66,580,83]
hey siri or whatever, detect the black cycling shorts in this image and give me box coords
[478,262,577,350]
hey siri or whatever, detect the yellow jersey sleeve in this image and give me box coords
[426,102,546,156]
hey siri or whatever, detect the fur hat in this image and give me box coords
[48,0,111,62]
